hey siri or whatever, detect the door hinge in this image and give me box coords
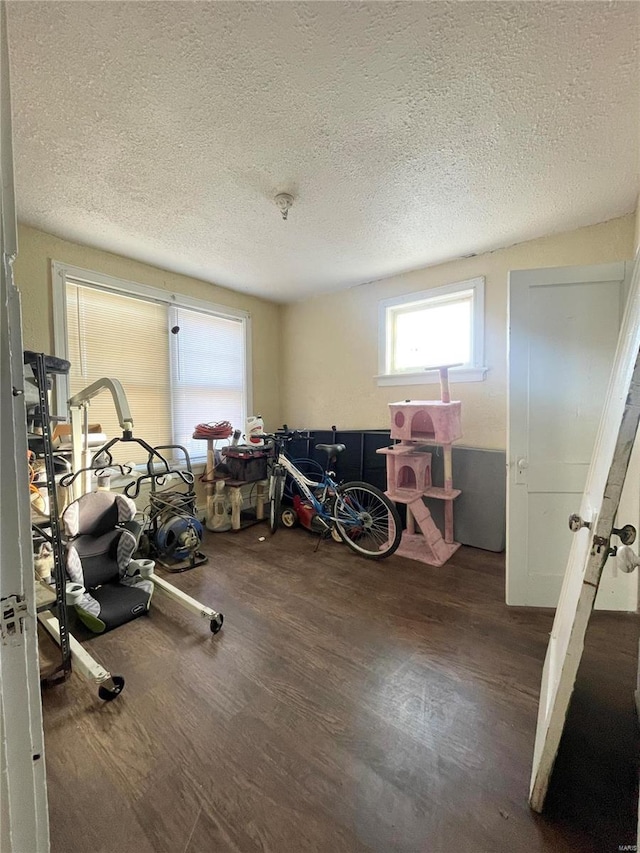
[1,595,28,646]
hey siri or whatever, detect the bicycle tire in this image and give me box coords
[269,468,284,535]
[332,481,401,559]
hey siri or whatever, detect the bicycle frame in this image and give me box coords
[271,444,362,529]
[279,455,333,511]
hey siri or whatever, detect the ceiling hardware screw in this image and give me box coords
[274,193,294,221]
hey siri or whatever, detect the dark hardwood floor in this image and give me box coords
[40,527,639,853]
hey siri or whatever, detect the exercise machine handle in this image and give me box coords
[124,468,194,499]
[59,462,133,489]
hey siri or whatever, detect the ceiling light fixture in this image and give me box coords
[274,192,294,221]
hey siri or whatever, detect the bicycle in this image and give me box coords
[264,431,402,560]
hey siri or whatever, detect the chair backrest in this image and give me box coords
[62,491,139,592]
[63,491,136,538]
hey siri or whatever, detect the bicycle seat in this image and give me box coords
[315,443,346,458]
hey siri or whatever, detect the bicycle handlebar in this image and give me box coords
[262,429,311,442]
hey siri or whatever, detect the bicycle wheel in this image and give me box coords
[332,481,401,559]
[269,468,285,535]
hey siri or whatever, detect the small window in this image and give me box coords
[377,277,486,386]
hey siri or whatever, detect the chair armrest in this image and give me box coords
[118,519,142,548]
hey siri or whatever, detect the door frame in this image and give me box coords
[0,4,50,850]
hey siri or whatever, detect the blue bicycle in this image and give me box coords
[265,432,402,560]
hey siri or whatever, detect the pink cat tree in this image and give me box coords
[377,365,462,566]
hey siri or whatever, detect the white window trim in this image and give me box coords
[51,260,253,428]
[376,276,488,386]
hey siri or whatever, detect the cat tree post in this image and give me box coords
[439,365,452,404]
[443,443,454,543]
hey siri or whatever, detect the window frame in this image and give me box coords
[377,276,487,386]
[51,261,253,449]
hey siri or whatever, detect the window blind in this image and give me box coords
[170,305,245,461]
[66,281,171,463]
[65,279,247,466]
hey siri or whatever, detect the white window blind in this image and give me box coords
[66,281,171,463]
[64,278,247,465]
[170,305,245,461]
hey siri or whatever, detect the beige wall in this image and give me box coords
[15,214,638,451]
[14,224,283,430]
[635,197,640,255]
[281,214,636,450]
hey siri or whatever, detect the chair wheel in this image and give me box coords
[210,614,224,634]
[98,675,125,702]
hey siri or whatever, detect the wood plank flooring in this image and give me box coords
[40,527,639,853]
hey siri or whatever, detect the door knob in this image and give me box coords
[613,524,637,545]
[515,457,528,484]
[569,514,591,533]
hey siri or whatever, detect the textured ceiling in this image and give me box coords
[6,1,640,302]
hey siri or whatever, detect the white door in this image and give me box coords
[530,252,640,811]
[0,4,50,851]
[507,261,635,609]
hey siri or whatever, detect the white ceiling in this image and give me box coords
[7,1,640,302]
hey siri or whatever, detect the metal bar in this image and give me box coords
[150,573,219,620]
[33,354,71,676]
[37,611,112,685]
[68,377,133,428]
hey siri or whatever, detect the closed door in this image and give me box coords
[507,262,631,608]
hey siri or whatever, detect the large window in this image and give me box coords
[53,263,250,463]
[377,277,486,386]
